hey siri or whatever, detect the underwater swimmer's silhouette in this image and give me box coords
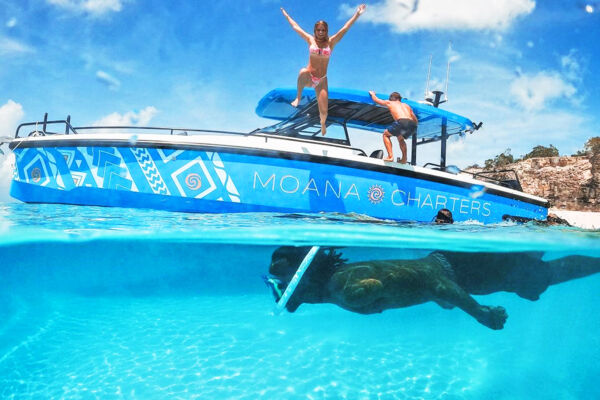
[266,247,600,330]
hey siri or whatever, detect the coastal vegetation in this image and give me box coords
[468,138,600,170]
[573,137,600,157]
[465,137,600,211]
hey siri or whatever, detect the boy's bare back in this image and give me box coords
[387,101,417,122]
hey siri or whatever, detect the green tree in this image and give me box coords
[571,137,600,157]
[484,148,515,169]
[584,137,600,155]
[522,144,559,160]
[464,163,481,169]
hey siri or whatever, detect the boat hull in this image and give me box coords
[10,144,547,223]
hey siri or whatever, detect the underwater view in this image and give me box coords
[1,0,599,398]
[1,203,599,399]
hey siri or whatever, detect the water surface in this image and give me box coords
[0,203,598,399]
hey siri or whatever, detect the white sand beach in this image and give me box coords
[550,208,600,230]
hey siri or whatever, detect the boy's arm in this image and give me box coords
[369,91,388,107]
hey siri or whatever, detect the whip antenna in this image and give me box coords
[444,41,452,102]
[424,54,433,103]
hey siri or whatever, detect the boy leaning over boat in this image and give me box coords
[369,91,418,164]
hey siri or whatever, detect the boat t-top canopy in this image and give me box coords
[255,87,480,167]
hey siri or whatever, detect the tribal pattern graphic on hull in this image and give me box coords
[132,148,170,195]
[13,146,241,203]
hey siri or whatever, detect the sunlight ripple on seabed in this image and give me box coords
[0,295,493,399]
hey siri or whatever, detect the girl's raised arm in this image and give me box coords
[281,8,312,43]
[330,4,366,48]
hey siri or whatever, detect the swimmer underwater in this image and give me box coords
[264,246,600,330]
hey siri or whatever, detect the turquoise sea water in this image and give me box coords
[1,202,599,399]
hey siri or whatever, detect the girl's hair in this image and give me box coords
[314,20,329,43]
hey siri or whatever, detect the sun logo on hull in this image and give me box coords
[185,173,202,190]
[31,168,41,183]
[367,184,384,204]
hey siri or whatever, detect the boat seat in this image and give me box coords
[369,150,384,159]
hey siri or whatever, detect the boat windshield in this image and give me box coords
[259,118,350,146]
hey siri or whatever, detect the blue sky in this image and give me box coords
[1,0,599,171]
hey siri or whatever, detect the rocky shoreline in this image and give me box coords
[465,155,600,212]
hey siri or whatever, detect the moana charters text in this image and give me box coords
[252,171,492,216]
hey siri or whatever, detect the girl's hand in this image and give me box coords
[357,4,366,15]
[281,7,289,17]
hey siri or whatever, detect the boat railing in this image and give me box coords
[13,113,369,156]
[73,126,250,137]
[471,169,523,191]
[15,114,78,137]
[258,130,367,156]
[423,163,461,174]
[423,163,524,191]
[14,113,256,139]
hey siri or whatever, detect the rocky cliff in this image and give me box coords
[465,155,600,211]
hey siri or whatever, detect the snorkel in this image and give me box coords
[262,275,286,302]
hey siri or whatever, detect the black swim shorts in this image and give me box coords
[387,119,417,139]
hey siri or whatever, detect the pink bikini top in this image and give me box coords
[309,44,331,57]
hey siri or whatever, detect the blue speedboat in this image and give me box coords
[4,88,548,223]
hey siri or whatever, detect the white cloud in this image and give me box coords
[490,34,503,48]
[47,0,123,16]
[0,100,25,202]
[509,72,576,111]
[446,43,460,63]
[0,100,25,133]
[353,56,593,168]
[92,107,158,126]
[162,79,266,132]
[342,0,535,32]
[561,49,582,83]
[81,52,137,77]
[0,36,34,55]
[0,151,15,202]
[83,0,122,14]
[436,81,590,167]
[96,70,121,90]
[6,18,17,28]
[444,108,589,167]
